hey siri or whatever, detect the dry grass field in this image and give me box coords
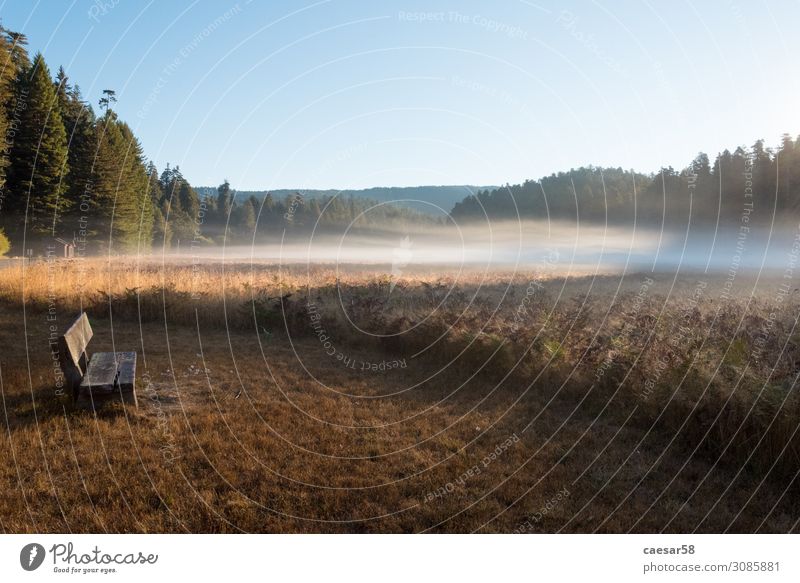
[0,257,798,533]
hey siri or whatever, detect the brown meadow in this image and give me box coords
[0,257,797,532]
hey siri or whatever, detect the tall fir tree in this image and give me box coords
[0,31,13,200]
[232,196,256,241]
[54,67,96,225]
[146,162,170,248]
[213,179,232,240]
[6,52,69,235]
[0,27,31,205]
[92,109,151,252]
[216,179,232,219]
[158,165,200,248]
[3,29,30,72]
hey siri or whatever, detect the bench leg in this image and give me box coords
[120,389,137,407]
[75,389,93,410]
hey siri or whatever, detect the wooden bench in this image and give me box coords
[58,313,137,408]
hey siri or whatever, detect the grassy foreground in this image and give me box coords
[0,257,798,532]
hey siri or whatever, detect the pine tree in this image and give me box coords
[6,53,69,234]
[146,163,170,248]
[54,67,96,225]
[0,30,15,200]
[233,197,256,241]
[92,110,151,251]
[0,27,31,209]
[177,177,199,218]
[4,29,30,72]
[157,200,173,248]
[158,165,200,247]
[216,179,232,220]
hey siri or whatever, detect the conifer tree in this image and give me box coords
[233,196,256,240]
[158,165,199,247]
[0,33,13,199]
[216,179,232,220]
[146,162,170,248]
[54,67,96,222]
[4,29,30,72]
[0,27,32,205]
[92,108,151,251]
[6,53,69,234]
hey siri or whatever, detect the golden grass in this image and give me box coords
[0,257,798,532]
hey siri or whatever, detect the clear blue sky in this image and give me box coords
[2,0,798,190]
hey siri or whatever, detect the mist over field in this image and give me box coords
[179,220,800,278]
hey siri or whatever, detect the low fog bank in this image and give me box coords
[171,220,800,275]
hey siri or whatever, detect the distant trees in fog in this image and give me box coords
[190,182,437,246]
[140,164,438,249]
[451,136,800,227]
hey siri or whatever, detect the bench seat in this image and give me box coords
[76,351,137,407]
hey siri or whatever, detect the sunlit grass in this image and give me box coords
[0,257,797,532]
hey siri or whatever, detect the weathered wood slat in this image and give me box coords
[114,351,137,392]
[80,351,118,393]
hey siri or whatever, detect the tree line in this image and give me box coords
[0,25,431,256]
[6,21,796,256]
[451,136,800,227]
[154,173,439,249]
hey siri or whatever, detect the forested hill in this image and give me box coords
[450,136,800,226]
[195,185,496,216]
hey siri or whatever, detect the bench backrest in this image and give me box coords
[58,313,93,394]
